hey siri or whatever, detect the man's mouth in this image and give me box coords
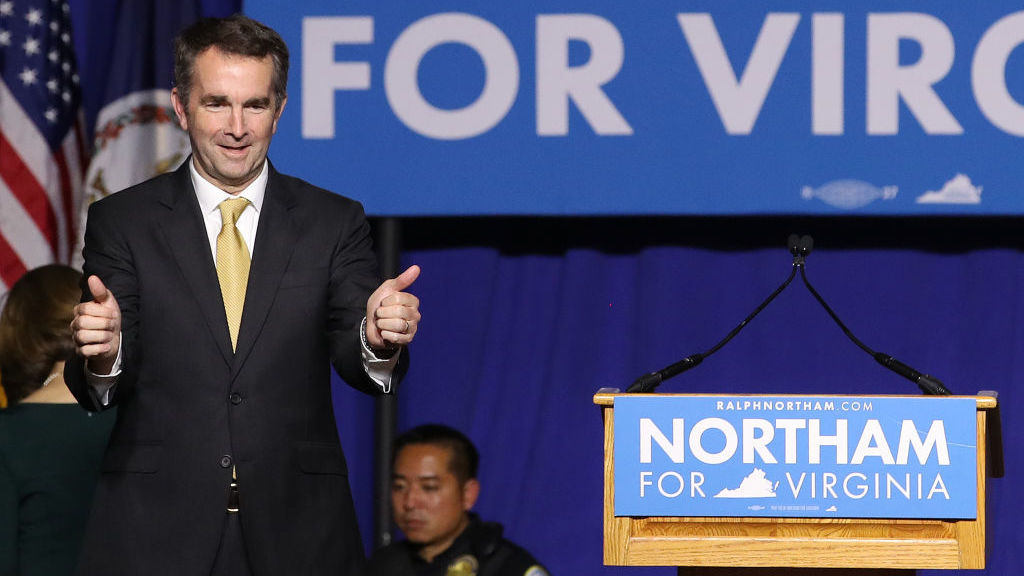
[220,144,249,154]
[400,518,427,530]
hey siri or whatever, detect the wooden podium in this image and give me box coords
[594,391,1002,574]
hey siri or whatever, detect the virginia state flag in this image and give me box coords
[74,1,204,266]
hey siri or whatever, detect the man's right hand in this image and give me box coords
[71,275,121,374]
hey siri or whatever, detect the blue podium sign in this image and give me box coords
[613,395,977,519]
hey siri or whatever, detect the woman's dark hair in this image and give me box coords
[0,265,82,404]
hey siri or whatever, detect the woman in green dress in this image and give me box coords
[0,265,115,576]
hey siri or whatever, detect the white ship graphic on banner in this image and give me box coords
[801,180,898,209]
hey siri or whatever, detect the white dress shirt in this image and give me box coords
[86,159,398,404]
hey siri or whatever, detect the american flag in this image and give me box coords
[0,0,86,300]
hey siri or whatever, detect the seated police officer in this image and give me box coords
[368,424,549,576]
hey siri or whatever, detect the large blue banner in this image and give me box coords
[246,1,1024,216]
[613,395,978,519]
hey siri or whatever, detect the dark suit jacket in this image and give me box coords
[66,160,406,576]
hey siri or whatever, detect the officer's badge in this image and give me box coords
[524,565,549,576]
[446,554,479,576]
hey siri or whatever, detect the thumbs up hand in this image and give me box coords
[365,265,421,350]
[70,275,121,374]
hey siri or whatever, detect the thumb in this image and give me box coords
[87,275,113,305]
[389,264,421,292]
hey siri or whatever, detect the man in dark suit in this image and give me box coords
[65,15,420,576]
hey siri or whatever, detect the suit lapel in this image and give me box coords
[158,162,236,367]
[231,166,299,373]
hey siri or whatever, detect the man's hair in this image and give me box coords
[393,424,480,485]
[0,265,82,404]
[173,14,289,112]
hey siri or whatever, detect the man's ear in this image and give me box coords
[170,87,189,131]
[462,478,480,511]
[272,95,288,134]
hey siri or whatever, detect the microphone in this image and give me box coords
[872,354,951,396]
[627,354,704,393]
[788,233,812,261]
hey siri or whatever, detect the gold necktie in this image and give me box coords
[216,198,251,351]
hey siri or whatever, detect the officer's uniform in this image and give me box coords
[367,514,549,576]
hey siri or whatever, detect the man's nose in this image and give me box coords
[401,490,420,510]
[226,107,245,136]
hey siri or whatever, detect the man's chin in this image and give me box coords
[400,527,431,543]
[210,167,260,190]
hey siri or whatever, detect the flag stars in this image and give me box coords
[19,67,38,86]
[23,36,40,55]
[26,8,43,27]
[4,2,80,136]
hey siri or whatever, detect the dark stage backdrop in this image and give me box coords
[69,3,1019,575]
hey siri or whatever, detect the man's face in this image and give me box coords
[171,47,285,194]
[392,443,479,560]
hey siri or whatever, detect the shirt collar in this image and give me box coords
[189,158,268,216]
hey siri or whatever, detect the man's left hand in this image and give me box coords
[366,265,421,350]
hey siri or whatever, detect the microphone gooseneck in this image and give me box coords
[794,251,952,396]
[627,237,805,393]
[627,234,952,396]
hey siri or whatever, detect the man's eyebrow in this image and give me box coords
[245,97,272,107]
[199,94,229,106]
[390,473,441,481]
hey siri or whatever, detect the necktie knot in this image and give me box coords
[219,197,249,230]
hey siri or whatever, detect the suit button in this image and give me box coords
[220,455,232,468]
[229,392,243,405]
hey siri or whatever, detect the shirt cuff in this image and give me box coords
[85,337,123,406]
[360,317,399,393]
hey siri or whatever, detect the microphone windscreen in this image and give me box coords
[799,235,814,256]
[787,234,801,255]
